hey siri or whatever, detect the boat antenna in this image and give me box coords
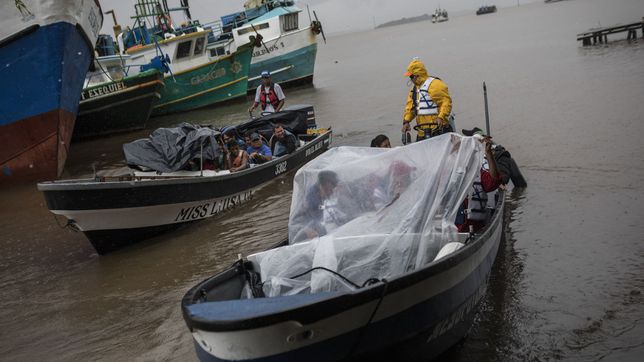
[483,81,491,136]
[306,4,312,24]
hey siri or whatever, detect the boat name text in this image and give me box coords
[426,283,486,343]
[253,42,285,58]
[191,68,226,86]
[80,82,127,100]
[174,191,253,222]
[305,142,323,157]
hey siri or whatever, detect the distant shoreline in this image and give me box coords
[376,14,431,29]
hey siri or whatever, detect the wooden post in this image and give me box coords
[603,34,607,43]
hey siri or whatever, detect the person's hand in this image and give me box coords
[402,122,411,133]
[248,106,255,113]
[250,152,257,158]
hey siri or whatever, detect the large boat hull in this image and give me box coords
[0,1,102,183]
[38,131,332,254]
[73,70,165,141]
[151,45,253,116]
[183,198,504,361]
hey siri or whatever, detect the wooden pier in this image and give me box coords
[577,17,644,46]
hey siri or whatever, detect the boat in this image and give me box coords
[104,0,255,116]
[431,8,449,23]
[37,105,332,254]
[0,0,103,183]
[181,134,505,361]
[73,52,165,141]
[476,5,498,16]
[205,0,324,91]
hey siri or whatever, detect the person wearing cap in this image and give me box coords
[249,70,286,114]
[462,127,527,188]
[246,132,272,164]
[402,58,453,141]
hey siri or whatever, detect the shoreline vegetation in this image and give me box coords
[376,14,431,29]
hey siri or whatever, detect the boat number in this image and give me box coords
[275,161,287,175]
[253,42,285,57]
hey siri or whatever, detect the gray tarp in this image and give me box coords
[123,123,222,172]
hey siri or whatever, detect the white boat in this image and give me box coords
[432,8,449,23]
[205,0,324,91]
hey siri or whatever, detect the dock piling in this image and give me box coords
[577,18,644,46]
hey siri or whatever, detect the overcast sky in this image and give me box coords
[99,0,539,35]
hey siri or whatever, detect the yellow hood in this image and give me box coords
[404,58,429,79]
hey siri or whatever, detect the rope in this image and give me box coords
[348,278,389,358]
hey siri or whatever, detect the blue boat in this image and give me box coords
[205,0,325,91]
[0,0,103,183]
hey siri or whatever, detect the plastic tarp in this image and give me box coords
[246,134,485,298]
[123,123,222,172]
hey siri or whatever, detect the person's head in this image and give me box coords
[261,70,271,86]
[227,140,239,153]
[273,124,285,139]
[389,160,415,192]
[244,134,252,147]
[404,58,429,86]
[250,132,262,148]
[317,170,339,198]
[370,134,391,148]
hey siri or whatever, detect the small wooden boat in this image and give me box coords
[181,134,505,361]
[38,105,331,254]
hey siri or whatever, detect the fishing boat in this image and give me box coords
[104,0,255,116]
[0,0,102,183]
[476,5,498,16]
[73,53,165,141]
[205,0,325,91]
[431,8,449,23]
[38,105,331,254]
[182,134,505,361]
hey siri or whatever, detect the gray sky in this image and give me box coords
[99,0,539,35]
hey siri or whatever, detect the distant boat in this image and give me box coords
[105,0,254,116]
[205,0,324,91]
[0,0,103,183]
[73,53,165,141]
[476,5,498,16]
[432,8,449,23]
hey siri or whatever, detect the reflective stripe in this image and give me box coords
[417,77,438,115]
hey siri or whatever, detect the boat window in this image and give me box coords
[209,46,226,57]
[282,13,298,32]
[176,40,193,59]
[238,23,269,36]
[194,37,205,55]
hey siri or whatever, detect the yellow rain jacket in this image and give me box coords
[403,59,452,138]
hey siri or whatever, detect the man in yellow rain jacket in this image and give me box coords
[402,58,453,141]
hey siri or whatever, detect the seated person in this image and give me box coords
[455,135,502,233]
[290,170,339,243]
[370,134,391,148]
[222,128,246,149]
[270,124,298,157]
[246,132,272,164]
[225,140,249,172]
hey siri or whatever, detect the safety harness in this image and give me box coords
[259,83,280,111]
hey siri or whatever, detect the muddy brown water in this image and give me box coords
[2,0,644,360]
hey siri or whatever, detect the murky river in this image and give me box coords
[2,0,644,360]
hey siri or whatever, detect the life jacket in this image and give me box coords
[259,83,280,111]
[410,77,439,116]
[467,158,490,221]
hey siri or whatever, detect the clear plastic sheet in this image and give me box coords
[247,134,484,297]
